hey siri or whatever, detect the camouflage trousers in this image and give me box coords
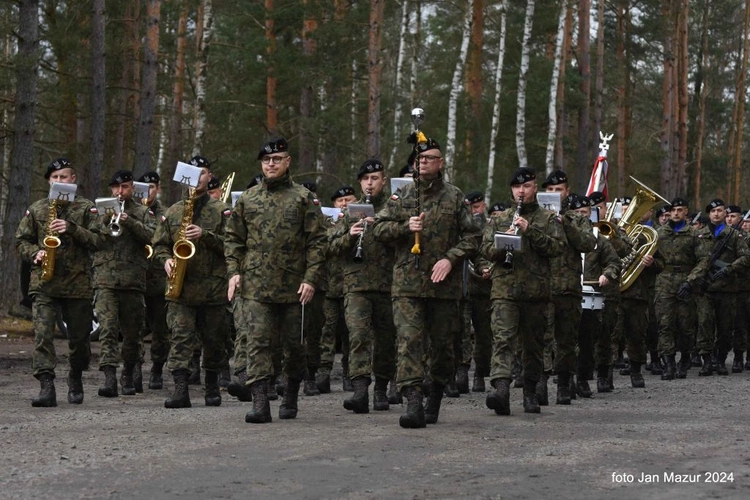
[96,288,145,368]
[321,296,347,372]
[619,298,648,364]
[646,294,659,354]
[31,293,92,377]
[166,302,229,374]
[543,302,555,372]
[696,292,736,356]
[393,297,458,390]
[489,299,548,384]
[345,291,396,381]
[234,298,306,385]
[604,295,623,364]
[579,309,601,376]
[304,292,325,374]
[733,291,750,353]
[469,295,492,377]
[143,293,169,364]
[655,277,696,356]
[459,299,473,367]
[552,295,583,374]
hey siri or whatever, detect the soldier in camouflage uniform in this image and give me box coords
[225,138,327,424]
[543,172,597,404]
[480,167,565,416]
[16,159,99,407]
[726,206,750,372]
[152,157,231,408]
[372,138,480,428]
[91,170,154,397]
[137,171,170,389]
[329,159,397,414]
[654,198,701,380]
[686,199,750,375]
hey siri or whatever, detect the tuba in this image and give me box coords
[40,199,61,282]
[165,189,197,299]
[618,176,668,292]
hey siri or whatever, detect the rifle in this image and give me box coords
[705,209,750,280]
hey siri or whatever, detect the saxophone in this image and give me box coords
[40,199,62,282]
[165,189,197,299]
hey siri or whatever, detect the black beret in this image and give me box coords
[415,137,441,152]
[489,202,508,213]
[656,204,672,216]
[588,191,606,205]
[509,167,536,186]
[257,137,289,160]
[727,205,742,215]
[621,196,632,205]
[542,169,568,188]
[358,158,385,180]
[207,175,220,190]
[706,198,725,212]
[45,157,72,179]
[465,191,484,205]
[189,155,211,169]
[138,171,160,184]
[566,193,590,210]
[670,197,688,208]
[246,174,264,189]
[108,169,134,186]
[331,185,356,201]
[301,181,317,193]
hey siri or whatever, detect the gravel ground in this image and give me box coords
[1,332,749,500]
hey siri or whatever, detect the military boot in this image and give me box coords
[204,370,222,406]
[512,368,524,389]
[245,380,272,424]
[219,369,231,389]
[67,368,84,405]
[164,369,192,408]
[149,362,164,390]
[510,357,522,386]
[535,372,549,406]
[691,352,703,367]
[607,366,614,390]
[32,373,57,407]
[269,374,280,400]
[619,359,631,376]
[227,371,253,402]
[456,365,470,394]
[523,378,541,413]
[279,379,300,419]
[303,373,321,396]
[98,366,118,398]
[444,378,460,398]
[342,372,354,392]
[732,352,744,373]
[133,362,144,393]
[188,352,201,385]
[699,353,713,376]
[486,378,511,415]
[121,363,136,396]
[387,377,402,404]
[715,352,729,376]
[710,352,719,371]
[596,365,611,393]
[556,372,571,405]
[569,374,577,400]
[576,372,593,398]
[425,383,445,424]
[676,355,689,379]
[373,378,389,411]
[315,368,331,394]
[472,371,486,392]
[745,356,750,371]
[399,386,426,429]
[343,376,370,414]
[649,351,663,375]
[661,355,676,380]
[630,362,645,388]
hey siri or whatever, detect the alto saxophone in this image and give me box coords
[165,189,197,299]
[40,199,62,282]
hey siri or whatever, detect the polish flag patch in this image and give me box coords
[90,207,98,214]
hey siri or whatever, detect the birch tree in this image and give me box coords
[444,0,473,182]
[485,0,508,202]
[545,0,568,174]
[515,0,535,171]
[367,0,384,158]
[192,0,214,158]
[134,0,162,177]
[388,0,410,171]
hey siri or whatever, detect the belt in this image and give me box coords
[663,265,690,273]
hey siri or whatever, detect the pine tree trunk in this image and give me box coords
[554,2,574,172]
[485,1,508,202]
[265,0,278,137]
[660,0,675,198]
[134,0,162,177]
[113,1,138,171]
[545,0,567,174]
[89,0,106,199]
[464,0,484,159]
[693,0,711,209]
[164,2,188,205]
[616,0,628,198]
[732,0,750,203]
[299,0,318,173]
[593,0,605,149]
[576,0,591,185]
[192,0,213,158]
[515,0,536,171]
[367,0,384,158]
[388,0,411,171]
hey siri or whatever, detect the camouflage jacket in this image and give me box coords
[467,213,492,298]
[15,195,98,299]
[90,198,154,291]
[689,223,750,293]
[655,220,701,289]
[329,191,394,294]
[372,175,480,299]
[145,199,167,296]
[325,216,345,299]
[480,201,565,302]
[551,211,598,297]
[224,172,327,303]
[583,234,621,294]
[153,192,229,306]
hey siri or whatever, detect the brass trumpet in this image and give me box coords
[108,198,125,237]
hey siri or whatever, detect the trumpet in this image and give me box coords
[353,191,372,263]
[108,198,125,237]
[502,196,523,269]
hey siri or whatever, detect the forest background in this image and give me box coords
[0,0,748,313]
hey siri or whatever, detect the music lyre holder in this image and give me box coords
[494,233,523,252]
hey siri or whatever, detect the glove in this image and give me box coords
[677,282,692,300]
[710,267,729,281]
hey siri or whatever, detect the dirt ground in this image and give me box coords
[1,317,749,500]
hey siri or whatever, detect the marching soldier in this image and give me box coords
[726,206,749,372]
[16,158,99,406]
[225,138,327,424]
[372,137,480,428]
[152,156,231,408]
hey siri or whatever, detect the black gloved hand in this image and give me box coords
[710,267,728,281]
[677,282,692,300]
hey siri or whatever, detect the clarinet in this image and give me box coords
[353,191,372,263]
[502,196,523,269]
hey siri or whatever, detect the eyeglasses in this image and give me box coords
[260,155,288,165]
[417,154,442,162]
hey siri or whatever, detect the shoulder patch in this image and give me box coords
[90,207,98,214]
[556,216,563,223]
[25,210,30,217]
[223,209,231,217]
[391,194,399,200]
[161,215,166,222]
[312,198,320,206]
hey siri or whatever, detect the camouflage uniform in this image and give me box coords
[143,200,169,367]
[15,195,98,378]
[480,201,565,384]
[224,172,327,386]
[320,247,347,375]
[329,191,396,382]
[152,193,231,375]
[91,198,154,369]
[733,230,750,368]
[372,175,480,391]
[467,217,493,381]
